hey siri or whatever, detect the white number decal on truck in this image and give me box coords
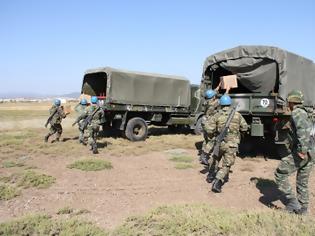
[260,98,270,108]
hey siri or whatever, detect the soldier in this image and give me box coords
[200,89,219,165]
[204,95,248,193]
[74,98,88,144]
[44,99,68,142]
[274,90,314,214]
[73,96,104,154]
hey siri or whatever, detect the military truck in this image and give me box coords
[81,67,204,141]
[201,45,315,145]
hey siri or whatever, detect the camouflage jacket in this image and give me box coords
[204,97,219,118]
[204,106,248,146]
[49,105,66,125]
[288,105,315,154]
[76,105,105,126]
[74,104,88,116]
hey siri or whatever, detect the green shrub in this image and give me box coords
[0,184,20,200]
[67,159,112,171]
[1,171,55,189]
[169,155,193,163]
[2,161,25,168]
[174,163,194,169]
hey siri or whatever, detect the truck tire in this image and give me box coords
[194,117,203,135]
[125,117,148,141]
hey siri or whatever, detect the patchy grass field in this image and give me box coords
[1,101,315,234]
[1,204,315,235]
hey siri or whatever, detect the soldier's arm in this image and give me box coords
[292,109,310,154]
[75,111,88,123]
[204,114,217,138]
[74,104,80,113]
[239,113,249,132]
[58,107,67,118]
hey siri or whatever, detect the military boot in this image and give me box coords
[79,139,87,146]
[285,198,301,213]
[212,179,223,193]
[295,206,308,215]
[92,143,98,154]
[200,152,209,166]
[44,134,49,143]
[206,173,215,183]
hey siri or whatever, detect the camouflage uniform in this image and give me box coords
[201,97,219,154]
[275,104,314,213]
[76,105,105,153]
[74,103,88,143]
[204,106,248,185]
[45,105,66,142]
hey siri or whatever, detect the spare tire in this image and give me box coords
[125,117,148,141]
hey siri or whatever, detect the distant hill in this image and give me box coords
[59,92,81,98]
[0,92,80,99]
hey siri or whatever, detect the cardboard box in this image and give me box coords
[79,94,92,101]
[220,75,238,90]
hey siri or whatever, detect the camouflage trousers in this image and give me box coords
[202,132,214,154]
[47,123,62,139]
[275,151,314,208]
[87,124,100,147]
[78,121,85,142]
[215,142,237,181]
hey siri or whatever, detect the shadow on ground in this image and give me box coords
[250,177,286,209]
[99,126,195,139]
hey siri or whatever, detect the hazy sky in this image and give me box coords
[0,0,314,95]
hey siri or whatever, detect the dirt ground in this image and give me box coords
[1,102,315,230]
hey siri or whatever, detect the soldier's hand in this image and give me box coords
[297,152,306,159]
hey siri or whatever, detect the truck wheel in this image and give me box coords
[125,117,148,141]
[194,117,203,135]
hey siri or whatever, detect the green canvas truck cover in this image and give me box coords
[83,67,191,107]
[203,46,315,105]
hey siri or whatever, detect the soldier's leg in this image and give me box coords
[88,125,99,154]
[207,154,220,183]
[274,154,299,212]
[79,129,86,144]
[212,146,237,193]
[200,131,209,164]
[296,155,314,214]
[215,146,236,181]
[55,124,62,141]
[87,126,94,150]
[45,124,57,142]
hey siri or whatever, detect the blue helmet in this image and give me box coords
[219,95,232,106]
[54,99,61,106]
[80,98,87,105]
[91,96,98,104]
[205,89,216,99]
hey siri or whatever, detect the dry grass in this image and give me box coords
[0,214,108,236]
[0,184,20,200]
[174,163,194,169]
[67,159,113,171]
[2,161,25,168]
[1,171,56,189]
[1,204,315,235]
[113,204,315,236]
[105,133,201,157]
